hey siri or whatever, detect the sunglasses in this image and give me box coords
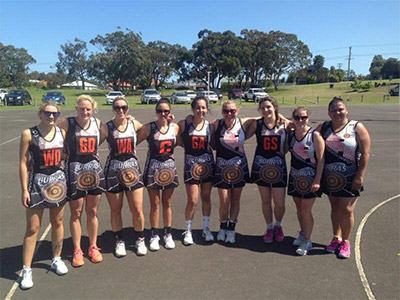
[43,111,60,118]
[113,105,128,112]
[156,109,170,114]
[293,116,308,121]
[223,109,237,114]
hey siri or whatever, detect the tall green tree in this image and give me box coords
[381,58,400,79]
[369,55,385,79]
[0,43,36,87]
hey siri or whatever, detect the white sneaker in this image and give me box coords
[164,233,175,249]
[149,235,160,251]
[293,231,305,246]
[217,229,227,242]
[51,257,68,275]
[202,227,214,242]
[20,267,33,289]
[296,239,312,256]
[115,240,127,257]
[182,230,194,245]
[135,238,148,256]
[225,230,236,244]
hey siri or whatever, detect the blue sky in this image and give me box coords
[1,0,399,77]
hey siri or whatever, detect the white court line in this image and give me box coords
[0,136,20,146]
[355,194,400,300]
[5,223,52,300]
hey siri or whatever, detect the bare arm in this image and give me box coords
[174,122,180,148]
[209,119,218,150]
[243,118,257,140]
[311,130,325,193]
[100,123,108,144]
[59,118,68,132]
[136,123,150,145]
[19,129,31,208]
[353,122,371,191]
[176,120,186,147]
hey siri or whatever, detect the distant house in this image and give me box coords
[62,81,99,90]
[107,81,135,90]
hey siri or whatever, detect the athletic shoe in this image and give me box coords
[202,227,214,242]
[20,267,33,289]
[135,238,148,256]
[225,230,236,244]
[164,233,175,249]
[296,239,312,256]
[293,231,305,246]
[149,235,160,251]
[338,241,351,259]
[325,237,342,253]
[182,230,194,245]
[115,240,127,257]
[88,245,103,263]
[263,229,274,244]
[217,229,227,242]
[72,249,84,267]
[50,257,68,275]
[273,225,284,242]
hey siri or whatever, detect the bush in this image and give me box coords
[350,80,373,91]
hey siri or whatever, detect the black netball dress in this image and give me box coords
[65,117,105,200]
[27,126,67,208]
[320,120,362,197]
[214,118,249,189]
[182,119,215,184]
[287,128,322,199]
[250,119,287,187]
[143,122,179,190]
[104,120,144,193]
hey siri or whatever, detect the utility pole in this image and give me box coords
[346,46,353,80]
[337,63,342,70]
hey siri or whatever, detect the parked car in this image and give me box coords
[106,91,125,105]
[171,92,191,104]
[389,85,399,96]
[4,89,32,106]
[212,89,223,100]
[228,88,244,99]
[243,88,269,102]
[186,90,197,101]
[42,91,66,105]
[141,89,162,104]
[0,89,7,103]
[197,91,218,104]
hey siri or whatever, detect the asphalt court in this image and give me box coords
[0,103,399,299]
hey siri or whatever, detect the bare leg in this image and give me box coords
[328,196,342,238]
[22,208,44,268]
[49,206,65,257]
[292,197,304,232]
[69,198,84,250]
[299,198,316,240]
[271,187,286,222]
[161,188,175,228]
[185,184,199,221]
[126,188,145,231]
[218,188,230,221]
[258,186,273,224]
[85,194,101,247]
[338,197,358,241]
[200,181,213,217]
[147,188,160,230]
[229,187,243,221]
[106,192,124,232]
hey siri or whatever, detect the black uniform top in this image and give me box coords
[106,119,137,160]
[182,120,213,156]
[146,122,176,162]
[254,119,286,159]
[215,118,246,160]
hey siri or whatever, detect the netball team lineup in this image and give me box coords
[18,94,370,290]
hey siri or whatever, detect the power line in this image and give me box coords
[313,43,399,53]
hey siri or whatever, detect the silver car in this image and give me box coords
[171,92,191,104]
[106,91,125,105]
[198,91,218,104]
[141,89,161,104]
[185,90,197,101]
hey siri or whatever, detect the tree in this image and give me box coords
[381,58,400,79]
[56,38,90,90]
[369,55,385,79]
[0,43,36,87]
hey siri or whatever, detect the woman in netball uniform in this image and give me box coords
[59,95,106,267]
[177,97,215,245]
[19,101,68,289]
[287,107,324,256]
[137,99,179,251]
[246,97,290,243]
[317,97,370,259]
[102,97,147,257]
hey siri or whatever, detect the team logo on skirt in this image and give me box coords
[42,182,67,202]
[77,171,100,190]
[294,176,312,194]
[155,169,175,185]
[191,163,212,180]
[260,165,283,183]
[118,168,139,187]
[324,171,346,192]
[222,166,243,184]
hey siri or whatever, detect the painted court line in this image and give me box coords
[5,223,52,300]
[355,194,400,300]
[0,136,19,146]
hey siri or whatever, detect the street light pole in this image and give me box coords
[207,71,211,92]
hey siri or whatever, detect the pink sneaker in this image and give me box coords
[273,225,284,242]
[325,237,342,253]
[338,241,351,259]
[263,229,274,243]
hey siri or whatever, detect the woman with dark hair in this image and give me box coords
[317,97,370,259]
[102,97,147,257]
[287,107,324,255]
[246,97,290,243]
[137,99,179,251]
[177,96,215,245]
[19,101,68,289]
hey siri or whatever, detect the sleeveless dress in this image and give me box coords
[214,118,249,189]
[250,119,287,187]
[143,122,179,190]
[27,126,67,208]
[65,117,105,200]
[287,128,322,199]
[104,120,144,193]
[182,120,215,184]
[320,120,362,197]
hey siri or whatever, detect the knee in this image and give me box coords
[187,197,198,207]
[70,209,82,221]
[25,223,40,237]
[150,201,160,210]
[130,206,143,218]
[86,206,98,218]
[51,216,63,229]
[110,205,122,216]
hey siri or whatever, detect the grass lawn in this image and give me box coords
[1,79,398,111]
